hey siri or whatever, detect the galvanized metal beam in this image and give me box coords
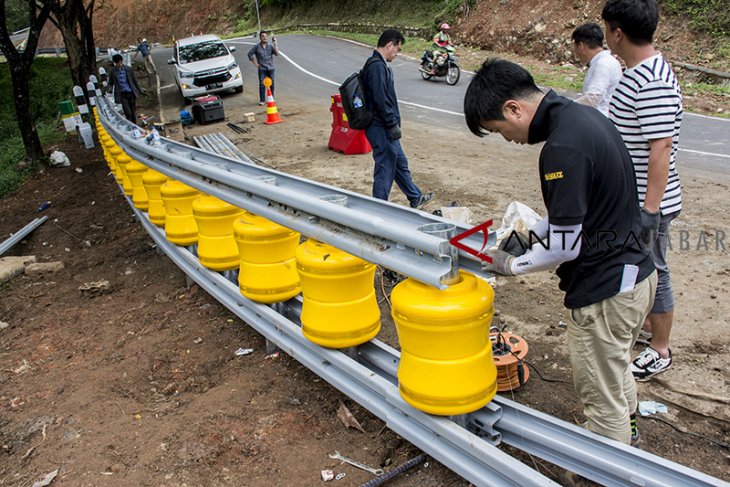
[97,96,495,288]
[0,216,48,256]
[128,199,555,487]
[99,95,727,487]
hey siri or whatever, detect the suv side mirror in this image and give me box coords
[229,46,237,52]
[167,58,176,65]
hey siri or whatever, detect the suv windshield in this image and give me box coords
[178,41,229,64]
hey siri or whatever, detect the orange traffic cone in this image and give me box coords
[263,77,283,125]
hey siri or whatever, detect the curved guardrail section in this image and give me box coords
[96,95,495,289]
[96,94,727,487]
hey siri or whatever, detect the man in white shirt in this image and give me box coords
[572,23,623,117]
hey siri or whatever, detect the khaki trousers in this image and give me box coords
[567,271,657,443]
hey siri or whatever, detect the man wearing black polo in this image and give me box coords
[464,59,656,446]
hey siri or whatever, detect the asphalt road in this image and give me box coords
[151,34,730,174]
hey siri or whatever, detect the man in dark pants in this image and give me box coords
[109,53,144,124]
[464,59,656,453]
[361,29,432,209]
[248,31,279,106]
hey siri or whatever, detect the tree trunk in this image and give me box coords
[0,0,51,165]
[9,59,45,162]
[51,0,97,94]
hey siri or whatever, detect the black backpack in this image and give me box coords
[339,57,379,131]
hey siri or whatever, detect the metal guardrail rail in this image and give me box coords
[97,95,495,289]
[97,94,728,487]
[0,217,48,256]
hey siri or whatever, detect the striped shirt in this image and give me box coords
[609,54,682,215]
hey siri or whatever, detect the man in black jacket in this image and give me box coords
[360,30,432,209]
[464,59,656,446]
[109,53,144,124]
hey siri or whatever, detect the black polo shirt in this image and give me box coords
[528,91,655,309]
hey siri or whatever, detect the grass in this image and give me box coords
[0,57,73,197]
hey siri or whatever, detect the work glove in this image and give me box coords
[481,248,514,276]
[498,231,530,257]
[639,207,660,248]
[387,125,402,141]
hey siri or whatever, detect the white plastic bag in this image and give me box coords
[495,201,542,241]
[49,150,70,167]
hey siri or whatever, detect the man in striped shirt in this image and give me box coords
[603,0,682,382]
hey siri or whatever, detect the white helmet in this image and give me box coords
[440,23,451,30]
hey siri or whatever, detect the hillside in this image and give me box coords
[37,0,729,73]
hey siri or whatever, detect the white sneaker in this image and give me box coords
[635,329,652,347]
[630,347,672,381]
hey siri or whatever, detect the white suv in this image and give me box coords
[168,34,243,100]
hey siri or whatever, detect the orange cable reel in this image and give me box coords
[490,330,530,392]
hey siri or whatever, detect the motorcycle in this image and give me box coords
[419,46,460,86]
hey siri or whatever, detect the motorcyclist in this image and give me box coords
[430,23,453,74]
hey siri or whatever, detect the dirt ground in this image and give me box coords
[2,66,730,487]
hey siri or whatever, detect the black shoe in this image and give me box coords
[411,192,434,209]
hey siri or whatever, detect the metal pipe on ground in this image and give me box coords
[0,217,48,256]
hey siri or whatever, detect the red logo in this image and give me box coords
[449,219,493,263]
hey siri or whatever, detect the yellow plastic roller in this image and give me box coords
[192,195,242,271]
[142,170,168,227]
[391,271,498,415]
[107,144,122,180]
[160,180,200,246]
[126,160,149,211]
[296,239,380,348]
[233,212,300,303]
[116,153,133,196]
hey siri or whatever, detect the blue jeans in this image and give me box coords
[258,68,275,102]
[365,124,422,205]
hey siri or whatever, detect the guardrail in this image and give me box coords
[96,93,728,487]
[36,47,111,57]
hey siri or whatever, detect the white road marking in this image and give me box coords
[679,148,730,158]
[224,38,730,156]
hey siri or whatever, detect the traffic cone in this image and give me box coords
[263,77,283,125]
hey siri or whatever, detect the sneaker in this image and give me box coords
[630,347,672,381]
[411,192,434,209]
[630,412,641,447]
[258,101,265,106]
[635,329,652,347]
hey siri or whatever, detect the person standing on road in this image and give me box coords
[135,37,157,77]
[248,31,279,106]
[464,59,656,446]
[110,53,144,124]
[361,29,433,209]
[603,0,683,382]
[571,23,622,117]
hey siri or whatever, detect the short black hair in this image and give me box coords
[572,23,605,49]
[377,29,405,48]
[259,31,267,38]
[112,53,123,63]
[463,59,542,137]
[601,0,659,45]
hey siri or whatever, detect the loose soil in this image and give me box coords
[2,63,730,486]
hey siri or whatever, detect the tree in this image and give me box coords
[0,0,51,163]
[45,0,97,92]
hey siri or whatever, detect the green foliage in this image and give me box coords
[3,0,30,33]
[660,0,730,36]
[0,58,73,197]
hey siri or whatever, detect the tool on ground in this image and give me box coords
[358,454,428,487]
[227,122,250,134]
[328,451,384,475]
